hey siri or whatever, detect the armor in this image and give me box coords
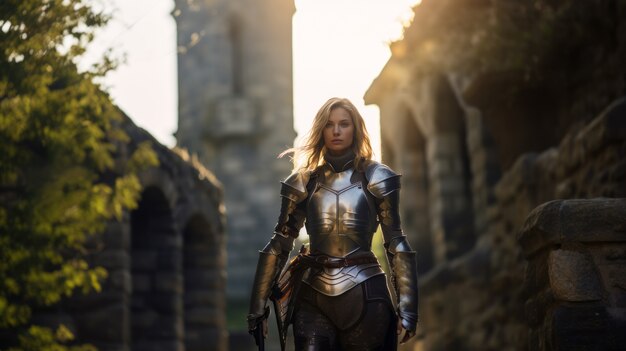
[248,156,419,349]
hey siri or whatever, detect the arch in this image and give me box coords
[130,186,183,350]
[182,214,226,351]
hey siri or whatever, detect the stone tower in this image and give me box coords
[174,0,296,307]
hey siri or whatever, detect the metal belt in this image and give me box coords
[300,253,379,269]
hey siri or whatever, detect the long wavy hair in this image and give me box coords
[281,97,373,172]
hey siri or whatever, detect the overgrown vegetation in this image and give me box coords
[0,1,158,349]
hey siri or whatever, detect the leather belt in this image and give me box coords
[300,253,379,268]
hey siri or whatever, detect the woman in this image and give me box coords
[248,97,418,350]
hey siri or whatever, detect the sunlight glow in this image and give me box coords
[294,0,421,160]
[85,0,421,155]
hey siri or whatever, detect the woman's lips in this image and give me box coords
[332,139,342,143]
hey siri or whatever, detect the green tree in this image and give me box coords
[0,1,158,349]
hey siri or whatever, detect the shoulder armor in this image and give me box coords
[280,170,310,203]
[365,161,401,198]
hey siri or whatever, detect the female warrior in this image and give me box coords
[248,97,418,350]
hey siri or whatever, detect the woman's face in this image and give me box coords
[323,107,354,156]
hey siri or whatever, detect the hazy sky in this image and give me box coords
[83,0,420,159]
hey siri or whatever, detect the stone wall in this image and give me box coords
[35,115,228,351]
[173,0,296,308]
[519,198,626,351]
[365,0,626,349]
[406,98,625,351]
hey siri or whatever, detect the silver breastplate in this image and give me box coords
[303,165,384,296]
[305,167,378,257]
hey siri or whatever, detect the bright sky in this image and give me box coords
[84,0,420,159]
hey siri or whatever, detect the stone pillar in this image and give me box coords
[519,198,626,350]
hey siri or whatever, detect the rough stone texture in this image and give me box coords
[39,115,229,351]
[174,0,297,314]
[365,2,626,348]
[547,249,603,302]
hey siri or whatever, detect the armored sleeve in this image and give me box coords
[366,162,404,242]
[366,162,419,332]
[248,170,309,329]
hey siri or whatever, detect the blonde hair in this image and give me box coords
[280,97,373,172]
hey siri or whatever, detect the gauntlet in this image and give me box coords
[386,236,419,331]
[247,238,288,331]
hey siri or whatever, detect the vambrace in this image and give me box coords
[386,235,419,332]
[248,174,306,331]
[247,233,294,330]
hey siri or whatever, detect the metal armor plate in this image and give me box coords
[305,167,378,257]
[303,165,383,296]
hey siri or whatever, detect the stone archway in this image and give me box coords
[130,186,183,351]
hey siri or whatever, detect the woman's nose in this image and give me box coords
[333,125,340,135]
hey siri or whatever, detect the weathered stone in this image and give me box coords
[518,200,562,257]
[147,293,182,315]
[184,308,222,327]
[131,250,158,271]
[551,306,626,350]
[154,273,183,294]
[133,340,183,351]
[547,249,603,302]
[559,199,626,243]
[132,273,152,293]
[186,328,227,351]
[106,270,131,294]
[93,250,130,270]
[75,303,128,343]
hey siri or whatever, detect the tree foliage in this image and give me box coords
[408,0,621,86]
[0,1,158,349]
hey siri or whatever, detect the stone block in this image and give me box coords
[548,249,603,302]
[551,305,626,350]
[68,291,126,312]
[525,289,554,327]
[133,340,183,351]
[518,200,562,257]
[75,303,128,343]
[559,199,626,243]
[184,307,222,327]
[185,270,226,289]
[184,290,222,308]
[185,328,226,351]
[102,221,131,250]
[132,273,152,293]
[156,250,182,270]
[93,250,130,270]
[105,270,131,294]
[519,198,626,258]
[131,309,158,331]
[131,250,158,271]
[150,293,183,314]
[523,254,549,293]
[154,273,183,294]
[211,97,257,137]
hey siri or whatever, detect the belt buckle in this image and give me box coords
[314,255,328,264]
